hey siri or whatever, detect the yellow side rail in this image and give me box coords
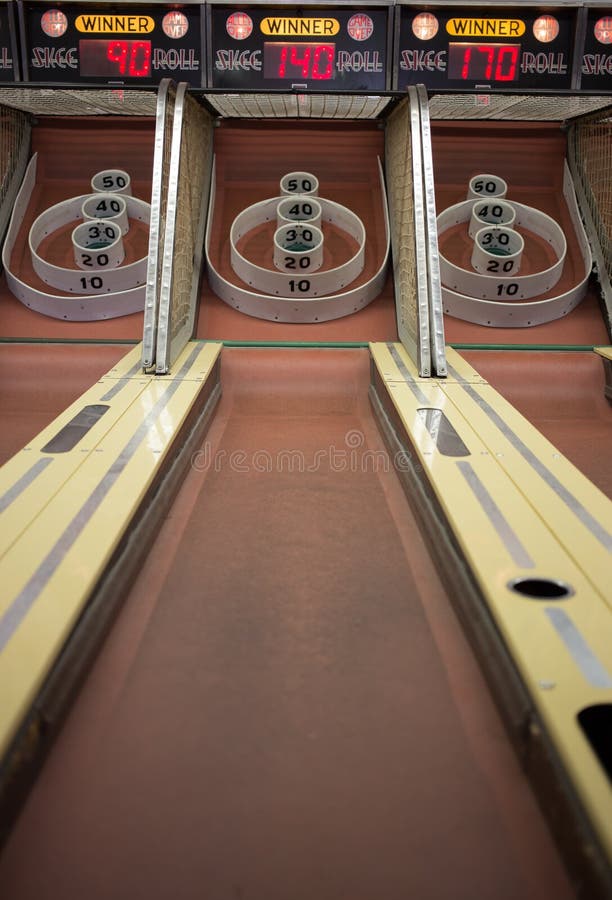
[0,341,221,765]
[370,340,612,894]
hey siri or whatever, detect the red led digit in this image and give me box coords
[494,45,519,81]
[128,40,151,77]
[289,44,312,77]
[476,44,495,79]
[265,42,337,80]
[107,40,128,75]
[278,45,288,77]
[312,45,334,80]
[461,46,472,79]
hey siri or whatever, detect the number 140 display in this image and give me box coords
[264,43,336,80]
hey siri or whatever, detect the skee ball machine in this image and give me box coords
[0,2,611,898]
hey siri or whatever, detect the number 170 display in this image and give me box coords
[448,43,520,82]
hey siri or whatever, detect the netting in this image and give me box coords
[0,104,31,241]
[204,92,390,119]
[385,96,418,359]
[193,91,612,123]
[156,89,213,373]
[429,93,612,122]
[0,88,157,117]
[567,106,612,328]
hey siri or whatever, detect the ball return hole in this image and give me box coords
[508,577,574,599]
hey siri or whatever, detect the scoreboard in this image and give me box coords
[1,1,611,92]
[396,6,577,90]
[19,1,205,85]
[209,5,392,91]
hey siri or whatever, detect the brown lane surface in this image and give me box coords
[0,349,574,900]
[0,342,132,466]
[0,117,154,341]
[462,350,612,499]
[433,121,610,346]
[198,121,398,343]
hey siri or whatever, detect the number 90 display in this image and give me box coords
[79,39,152,78]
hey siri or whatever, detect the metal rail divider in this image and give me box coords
[142,78,177,371]
[385,87,446,377]
[143,80,214,374]
[416,84,446,378]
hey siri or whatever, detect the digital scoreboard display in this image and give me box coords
[209,6,391,91]
[397,6,577,91]
[23,3,204,85]
[446,43,521,82]
[12,3,612,93]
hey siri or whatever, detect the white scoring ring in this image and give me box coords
[468,198,516,239]
[230,194,366,297]
[91,168,132,196]
[437,199,567,301]
[467,173,508,200]
[471,225,524,277]
[273,222,324,274]
[82,192,130,236]
[72,218,124,271]
[436,196,592,327]
[29,192,150,294]
[2,155,150,320]
[276,195,322,231]
[205,156,390,324]
[279,171,319,197]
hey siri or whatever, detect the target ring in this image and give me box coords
[205,160,390,323]
[467,173,508,201]
[436,190,590,327]
[438,199,566,300]
[71,218,125,272]
[2,155,151,320]
[82,192,130,236]
[471,225,524,277]
[29,191,150,294]
[468,198,516,239]
[229,194,366,298]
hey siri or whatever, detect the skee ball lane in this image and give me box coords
[0,115,610,899]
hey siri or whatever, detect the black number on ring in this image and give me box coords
[80,275,104,289]
[284,257,311,270]
[496,282,519,296]
[289,279,311,292]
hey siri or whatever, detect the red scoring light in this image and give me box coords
[79,40,153,78]
[264,43,335,80]
[278,45,334,79]
[448,43,520,82]
[107,40,151,77]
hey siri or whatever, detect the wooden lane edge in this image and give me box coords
[369,342,612,900]
[0,342,222,848]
